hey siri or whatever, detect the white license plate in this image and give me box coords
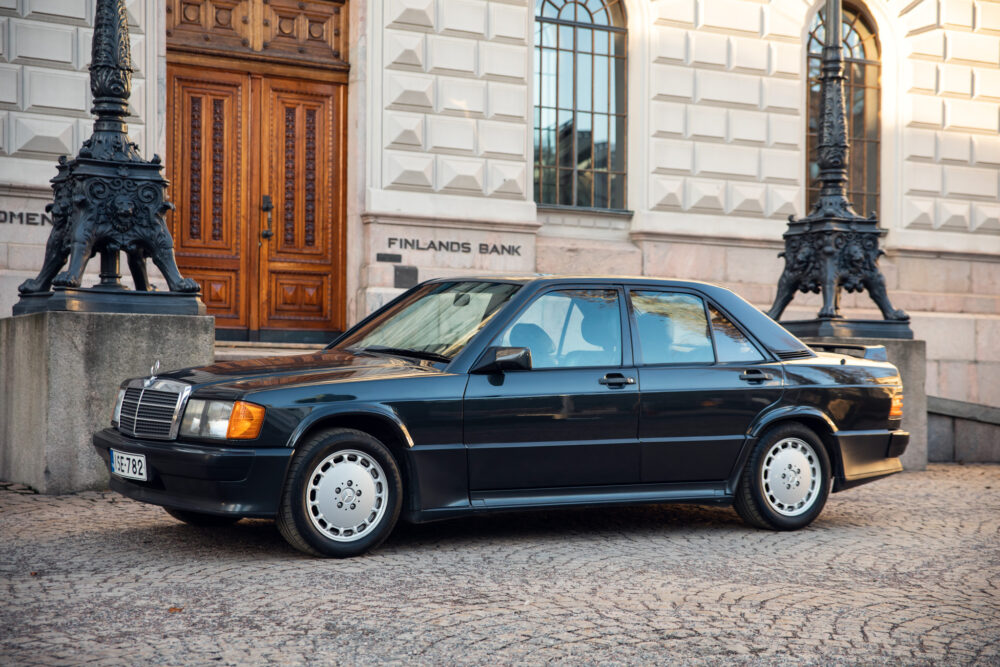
[111,449,147,481]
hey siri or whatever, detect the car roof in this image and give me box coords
[427,274,719,288]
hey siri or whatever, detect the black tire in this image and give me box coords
[277,428,403,557]
[164,507,242,526]
[734,422,831,530]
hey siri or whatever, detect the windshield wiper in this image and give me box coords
[359,346,452,363]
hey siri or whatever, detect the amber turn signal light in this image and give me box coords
[226,401,266,439]
[889,391,904,419]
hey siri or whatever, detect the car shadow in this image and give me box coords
[385,502,745,550]
[41,502,747,564]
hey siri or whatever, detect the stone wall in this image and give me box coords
[0,311,214,493]
[928,396,1000,462]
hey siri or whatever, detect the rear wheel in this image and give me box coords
[164,508,241,526]
[734,423,831,530]
[277,428,402,557]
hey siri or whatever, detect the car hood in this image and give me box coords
[156,349,445,393]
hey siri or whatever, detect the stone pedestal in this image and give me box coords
[0,311,214,493]
[804,336,927,471]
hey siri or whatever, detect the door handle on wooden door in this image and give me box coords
[260,195,274,241]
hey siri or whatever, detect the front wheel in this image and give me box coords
[734,423,831,530]
[277,428,403,557]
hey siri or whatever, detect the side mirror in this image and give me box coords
[471,346,532,373]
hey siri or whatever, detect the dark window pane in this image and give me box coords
[576,112,592,168]
[559,169,574,205]
[594,172,608,208]
[610,115,625,171]
[542,129,556,166]
[576,170,593,206]
[542,167,557,203]
[613,32,626,56]
[613,57,626,111]
[558,109,574,166]
[593,113,609,169]
[610,173,624,209]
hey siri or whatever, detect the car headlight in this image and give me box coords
[112,388,126,425]
[180,399,266,440]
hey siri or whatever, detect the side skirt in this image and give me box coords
[405,482,732,524]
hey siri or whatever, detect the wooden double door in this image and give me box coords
[166,64,346,340]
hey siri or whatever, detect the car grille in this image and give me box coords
[118,385,184,440]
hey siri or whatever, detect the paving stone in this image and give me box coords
[0,465,998,664]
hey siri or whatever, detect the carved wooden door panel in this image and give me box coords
[257,77,345,334]
[166,65,253,330]
[167,66,345,338]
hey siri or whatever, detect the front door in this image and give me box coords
[166,65,346,340]
[464,287,640,491]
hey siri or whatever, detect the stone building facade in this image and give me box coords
[1,0,998,406]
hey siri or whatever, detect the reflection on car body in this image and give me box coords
[94,276,909,557]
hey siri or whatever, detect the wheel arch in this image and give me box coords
[287,408,418,513]
[731,407,844,492]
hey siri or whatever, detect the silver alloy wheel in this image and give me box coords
[760,437,820,517]
[306,449,387,542]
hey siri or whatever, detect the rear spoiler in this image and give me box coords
[808,343,888,362]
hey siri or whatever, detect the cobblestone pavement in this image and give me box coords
[1,464,998,666]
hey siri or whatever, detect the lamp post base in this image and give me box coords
[782,318,913,340]
[13,287,207,317]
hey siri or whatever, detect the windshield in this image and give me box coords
[335,281,522,361]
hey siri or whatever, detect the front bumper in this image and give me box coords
[832,429,909,492]
[93,428,292,518]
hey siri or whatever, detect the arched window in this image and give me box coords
[807,4,880,217]
[534,0,627,210]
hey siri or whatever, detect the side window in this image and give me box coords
[709,305,764,362]
[498,289,621,368]
[630,291,714,365]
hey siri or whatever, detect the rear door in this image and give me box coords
[630,290,784,483]
[464,286,640,491]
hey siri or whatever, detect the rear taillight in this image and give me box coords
[889,388,903,420]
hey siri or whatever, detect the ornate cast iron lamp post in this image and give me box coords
[13,0,202,315]
[768,0,910,338]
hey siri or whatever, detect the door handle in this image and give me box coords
[599,373,635,387]
[739,369,771,383]
[261,195,274,240]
